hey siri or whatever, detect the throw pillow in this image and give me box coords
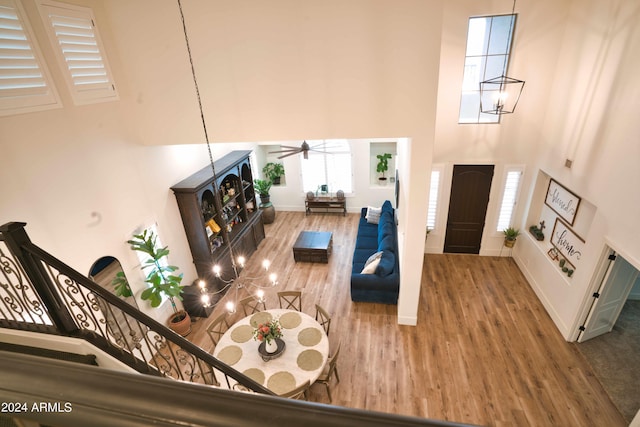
[365,206,382,224]
[365,250,383,265]
[361,251,383,274]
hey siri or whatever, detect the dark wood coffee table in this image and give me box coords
[292,231,333,263]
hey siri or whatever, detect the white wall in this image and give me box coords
[514,0,640,339]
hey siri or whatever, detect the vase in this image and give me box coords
[265,339,278,353]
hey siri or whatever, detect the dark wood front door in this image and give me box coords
[444,165,494,254]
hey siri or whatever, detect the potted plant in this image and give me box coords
[111,271,133,298]
[376,153,392,183]
[503,227,521,248]
[253,178,272,205]
[127,229,191,336]
[263,162,285,185]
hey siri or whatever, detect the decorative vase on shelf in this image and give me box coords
[265,339,278,353]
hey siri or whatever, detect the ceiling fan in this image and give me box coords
[268,141,329,159]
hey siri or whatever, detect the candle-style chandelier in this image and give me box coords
[198,256,278,314]
[177,0,279,313]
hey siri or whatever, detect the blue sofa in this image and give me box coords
[350,200,400,304]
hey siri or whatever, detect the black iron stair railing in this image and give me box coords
[0,221,271,393]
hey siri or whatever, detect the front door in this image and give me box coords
[444,164,494,254]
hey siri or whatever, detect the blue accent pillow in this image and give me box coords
[375,251,395,277]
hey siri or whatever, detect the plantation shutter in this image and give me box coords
[496,169,523,231]
[426,169,440,230]
[38,0,117,104]
[0,0,60,115]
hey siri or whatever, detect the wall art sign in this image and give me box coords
[545,178,581,225]
[550,218,585,268]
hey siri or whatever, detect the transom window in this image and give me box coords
[459,14,516,124]
[300,139,352,194]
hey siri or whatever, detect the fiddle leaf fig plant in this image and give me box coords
[110,271,133,298]
[376,153,392,179]
[127,229,184,313]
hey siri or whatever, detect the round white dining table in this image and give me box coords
[213,308,329,395]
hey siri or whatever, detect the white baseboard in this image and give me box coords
[398,315,417,326]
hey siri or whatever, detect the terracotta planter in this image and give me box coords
[169,310,191,337]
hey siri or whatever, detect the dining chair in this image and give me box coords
[277,291,302,312]
[239,296,266,316]
[206,312,230,349]
[279,380,310,400]
[314,341,341,402]
[314,304,331,336]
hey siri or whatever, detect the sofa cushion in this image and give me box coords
[356,235,378,250]
[378,220,394,245]
[381,200,393,214]
[375,251,395,277]
[379,234,395,253]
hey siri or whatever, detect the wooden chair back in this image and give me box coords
[239,296,266,316]
[315,304,331,336]
[277,291,302,312]
[279,380,310,400]
[206,312,230,348]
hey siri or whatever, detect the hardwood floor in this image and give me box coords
[187,211,626,427]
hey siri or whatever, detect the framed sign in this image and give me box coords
[545,178,581,225]
[550,218,585,269]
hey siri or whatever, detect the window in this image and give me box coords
[426,167,442,231]
[459,14,516,124]
[496,167,523,231]
[37,0,117,105]
[0,0,61,116]
[300,139,352,194]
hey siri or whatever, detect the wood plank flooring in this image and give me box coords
[187,211,626,427]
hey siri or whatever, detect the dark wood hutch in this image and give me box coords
[171,151,265,305]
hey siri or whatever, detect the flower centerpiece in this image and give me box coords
[253,318,283,353]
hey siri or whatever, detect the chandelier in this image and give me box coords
[479,0,525,115]
[198,257,278,313]
[177,0,279,313]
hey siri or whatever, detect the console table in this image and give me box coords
[305,197,346,216]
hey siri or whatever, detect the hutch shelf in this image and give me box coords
[171,150,265,314]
